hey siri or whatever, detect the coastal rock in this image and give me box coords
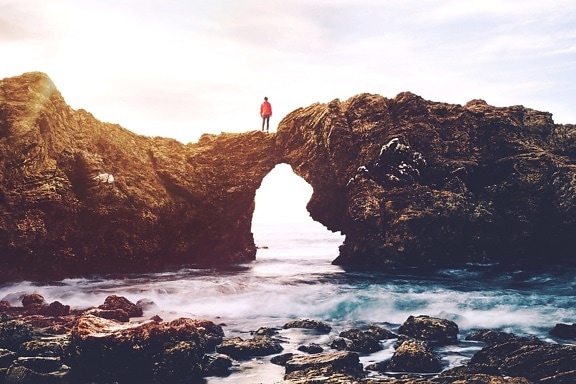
[549,322,576,340]
[284,350,364,383]
[468,335,576,383]
[330,328,383,353]
[386,338,442,373]
[283,319,333,334]
[98,295,143,318]
[0,72,278,282]
[1,72,576,280]
[398,315,459,345]
[64,315,224,383]
[215,335,283,360]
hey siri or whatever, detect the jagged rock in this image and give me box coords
[21,295,45,308]
[63,315,224,383]
[330,328,383,353]
[271,352,294,366]
[386,338,442,373]
[0,348,17,368]
[466,329,530,344]
[549,322,576,340]
[215,335,283,360]
[283,319,332,334]
[284,350,364,383]
[1,72,576,280]
[4,363,70,384]
[98,295,143,318]
[88,308,129,322]
[365,324,397,340]
[469,335,576,383]
[297,343,324,354]
[0,321,34,350]
[201,353,233,376]
[398,315,459,345]
[0,72,278,282]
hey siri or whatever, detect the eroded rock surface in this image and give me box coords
[1,72,576,280]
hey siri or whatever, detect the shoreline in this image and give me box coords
[1,292,575,383]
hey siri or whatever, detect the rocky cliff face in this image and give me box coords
[277,92,576,269]
[0,72,279,281]
[1,72,575,281]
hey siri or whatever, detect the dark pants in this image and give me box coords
[262,115,270,131]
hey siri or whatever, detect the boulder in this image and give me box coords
[284,350,363,382]
[64,315,224,383]
[549,323,576,340]
[386,339,442,373]
[98,295,143,318]
[398,315,459,345]
[216,335,283,360]
[0,321,34,350]
[283,319,332,334]
[297,343,324,354]
[330,328,383,353]
[21,295,45,308]
[469,335,576,383]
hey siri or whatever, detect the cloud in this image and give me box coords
[1,0,576,142]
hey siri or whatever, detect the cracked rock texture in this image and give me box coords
[1,72,575,281]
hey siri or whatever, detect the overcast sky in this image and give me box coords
[2,0,575,144]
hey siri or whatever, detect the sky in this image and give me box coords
[2,0,576,224]
[2,0,576,144]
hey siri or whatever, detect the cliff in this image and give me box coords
[1,72,575,281]
[278,93,576,269]
[0,72,279,281]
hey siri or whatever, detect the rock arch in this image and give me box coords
[1,72,576,282]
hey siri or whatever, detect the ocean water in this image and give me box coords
[1,220,576,382]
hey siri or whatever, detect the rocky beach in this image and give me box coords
[1,71,576,383]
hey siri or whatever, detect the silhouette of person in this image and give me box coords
[260,97,272,132]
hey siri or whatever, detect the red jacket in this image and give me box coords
[260,101,272,116]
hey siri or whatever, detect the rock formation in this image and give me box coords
[277,93,576,269]
[1,72,575,281]
[0,72,278,281]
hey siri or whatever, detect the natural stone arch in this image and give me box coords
[1,72,576,282]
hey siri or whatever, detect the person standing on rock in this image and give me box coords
[260,97,272,133]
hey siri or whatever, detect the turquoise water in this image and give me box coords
[1,221,575,382]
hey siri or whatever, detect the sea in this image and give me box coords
[1,220,576,383]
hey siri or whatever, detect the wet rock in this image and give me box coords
[89,308,130,322]
[284,350,364,383]
[330,328,383,353]
[465,329,522,345]
[19,338,68,358]
[365,324,397,340]
[98,295,143,318]
[470,336,576,383]
[549,323,576,340]
[202,353,233,376]
[21,294,45,308]
[0,321,34,350]
[283,319,332,334]
[297,343,324,354]
[38,302,70,317]
[0,348,17,368]
[387,339,442,373]
[252,326,280,337]
[271,353,294,366]
[398,315,458,345]
[216,335,283,360]
[64,315,224,383]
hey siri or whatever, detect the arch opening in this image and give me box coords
[251,163,344,264]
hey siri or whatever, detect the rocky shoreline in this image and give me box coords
[1,72,576,282]
[1,293,575,383]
